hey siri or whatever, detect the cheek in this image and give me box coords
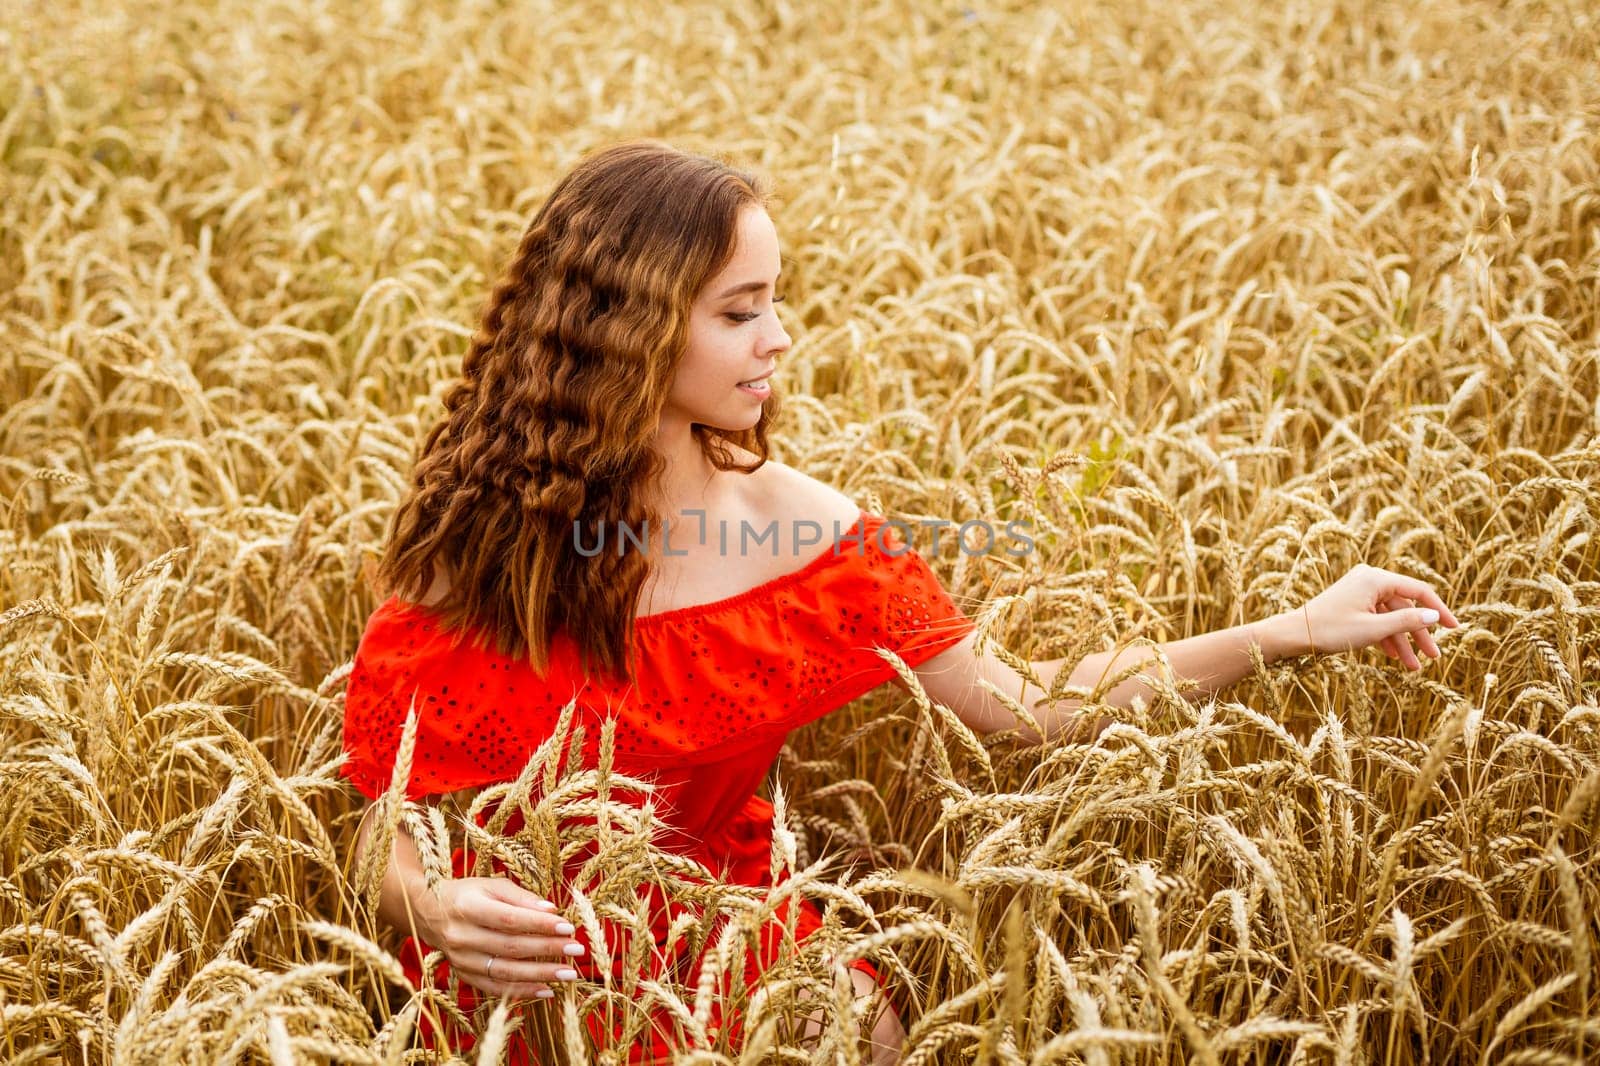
[676,314,751,385]
[681,335,740,380]
[679,322,724,373]
[667,347,724,404]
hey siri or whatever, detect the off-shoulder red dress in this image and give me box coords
[340,508,976,1063]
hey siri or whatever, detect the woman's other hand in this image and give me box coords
[1293,564,1461,670]
[418,876,586,1000]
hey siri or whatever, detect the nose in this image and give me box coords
[765,311,791,359]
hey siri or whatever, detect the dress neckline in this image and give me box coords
[635,507,872,625]
[384,507,877,630]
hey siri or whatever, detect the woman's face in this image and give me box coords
[661,203,791,434]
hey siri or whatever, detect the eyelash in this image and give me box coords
[727,294,787,323]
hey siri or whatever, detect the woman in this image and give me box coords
[341,140,1459,1064]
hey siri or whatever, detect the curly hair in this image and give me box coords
[374,139,783,686]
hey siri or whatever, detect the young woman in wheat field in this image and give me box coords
[340,139,1460,1064]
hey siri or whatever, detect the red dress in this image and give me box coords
[340,508,975,1062]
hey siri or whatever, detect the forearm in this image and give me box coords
[352,804,444,943]
[1023,610,1306,744]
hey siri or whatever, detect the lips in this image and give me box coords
[737,371,774,387]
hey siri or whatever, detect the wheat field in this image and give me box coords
[3,0,1598,1062]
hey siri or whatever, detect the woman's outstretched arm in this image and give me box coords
[908,563,1460,745]
[905,616,1283,745]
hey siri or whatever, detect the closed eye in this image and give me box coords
[726,294,787,323]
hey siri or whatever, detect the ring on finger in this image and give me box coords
[486,955,497,979]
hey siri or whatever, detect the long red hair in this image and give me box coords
[375,140,783,685]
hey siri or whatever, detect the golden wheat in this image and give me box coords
[3,0,1599,1061]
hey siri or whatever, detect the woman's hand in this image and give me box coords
[1293,564,1460,669]
[418,876,586,1000]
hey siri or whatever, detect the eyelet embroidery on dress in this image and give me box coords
[342,515,951,1060]
[340,511,976,800]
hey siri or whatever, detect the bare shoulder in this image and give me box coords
[735,453,862,537]
[412,449,861,612]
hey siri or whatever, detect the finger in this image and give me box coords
[1410,614,1441,660]
[1367,569,1460,628]
[473,951,584,988]
[485,878,561,913]
[1397,632,1420,670]
[479,899,579,939]
[451,921,584,962]
[489,934,588,963]
[1384,594,1440,661]
[1375,598,1421,669]
[1374,604,1401,659]
[461,972,557,1001]
[1385,594,1440,659]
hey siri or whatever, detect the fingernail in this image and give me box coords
[554,921,576,936]
[535,988,555,999]
[563,943,586,956]
[1420,609,1439,624]
[555,968,579,981]
[533,900,557,911]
